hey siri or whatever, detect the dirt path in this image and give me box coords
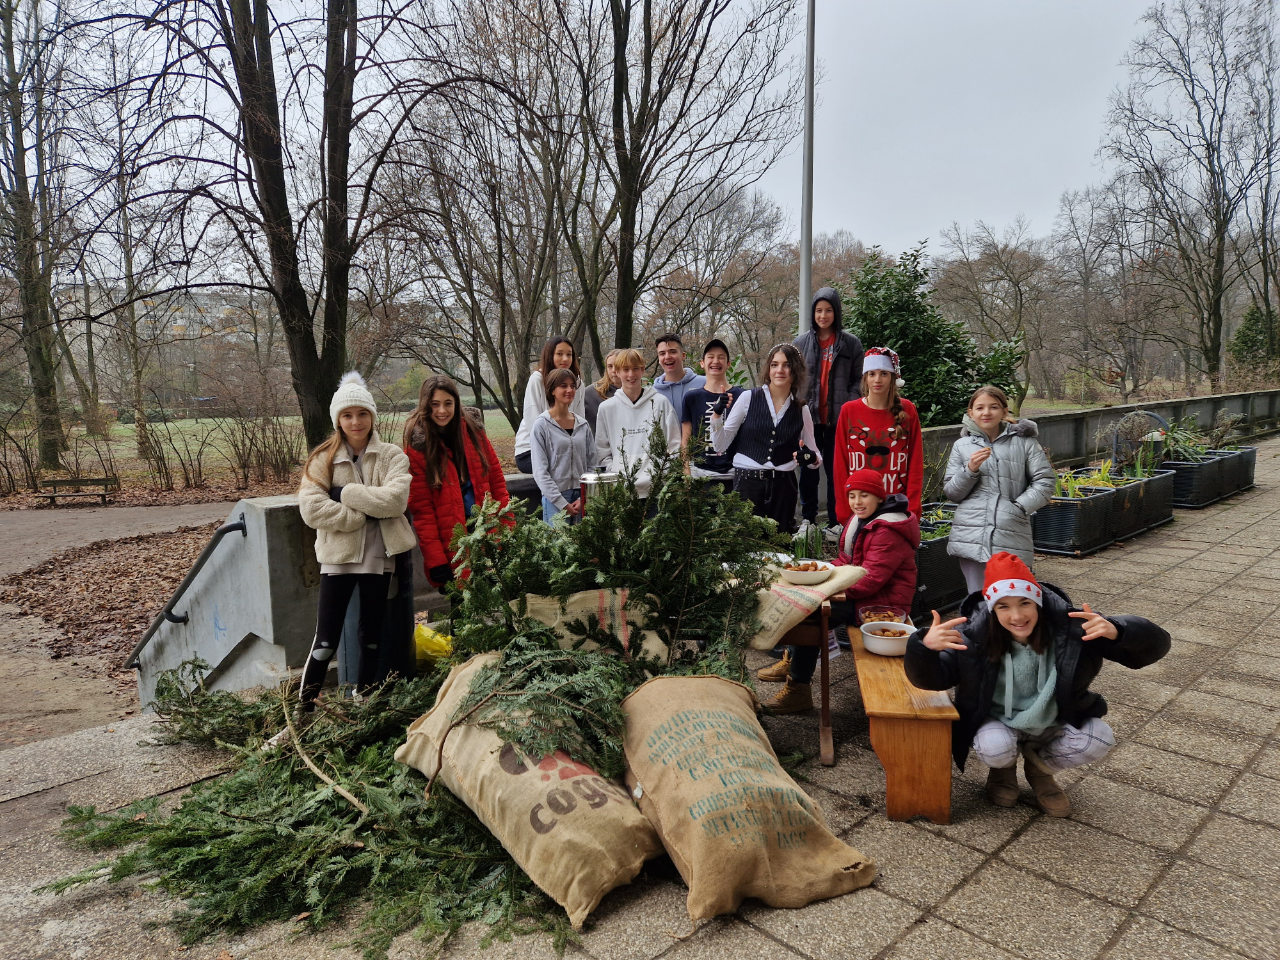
[0,502,237,749]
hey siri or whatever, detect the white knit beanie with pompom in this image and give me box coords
[329,371,377,428]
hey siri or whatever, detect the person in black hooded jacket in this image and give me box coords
[794,287,863,537]
[905,552,1170,817]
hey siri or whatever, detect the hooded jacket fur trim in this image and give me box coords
[298,433,416,565]
[904,583,1171,770]
[944,416,1055,565]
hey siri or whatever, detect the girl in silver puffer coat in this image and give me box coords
[944,385,1056,592]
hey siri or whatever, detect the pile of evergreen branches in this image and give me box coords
[48,433,783,955]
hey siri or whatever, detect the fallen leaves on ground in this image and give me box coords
[0,478,296,511]
[2,524,219,687]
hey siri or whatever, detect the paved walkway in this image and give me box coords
[2,448,1279,960]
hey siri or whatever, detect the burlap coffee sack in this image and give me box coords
[622,675,877,920]
[749,564,864,650]
[523,588,669,662]
[395,654,662,929]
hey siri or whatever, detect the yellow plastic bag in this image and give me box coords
[414,624,453,671]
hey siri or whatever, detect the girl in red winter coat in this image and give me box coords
[759,469,919,714]
[403,375,510,593]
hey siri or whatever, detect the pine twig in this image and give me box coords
[284,705,370,816]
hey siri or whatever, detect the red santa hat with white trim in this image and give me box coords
[982,551,1043,610]
[863,346,905,388]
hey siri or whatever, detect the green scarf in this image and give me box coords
[991,638,1058,735]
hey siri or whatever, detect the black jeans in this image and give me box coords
[299,572,392,708]
[733,469,799,534]
[788,600,854,683]
[798,422,838,527]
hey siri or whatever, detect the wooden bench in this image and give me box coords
[38,476,119,506]
[850,629,959,824]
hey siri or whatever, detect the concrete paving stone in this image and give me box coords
[1190,673,1280,708]
[1068,775,1209,852]
[1222,650,1280,678]
[1089,671,1180,711]
[659,916,806,960]
[1179,555,1254,572]
[917,776,1037,854]
[839,818,984,908]
[1212,579,1280,603]
[1238,636,1280,657]
[1101,915,1246,960]
[1133,715,1262,768]
[740,886,920,960]
[1096,700,1154,742]
[1097,741,1236,806]
[1130,640,1223,688]
[936,861,1127,960]
[1158,618,1244,648]
[575,878,699,960]
[1162,689,1280,737]
[1183,812,1280,883]
[793,744,888,810]
[1202,541,1276,557]
[1106,597,1181,621]
[1179,594,1279,626]
[425,923,584,960]
[1219,772,1280,828]
[1142,859,1280,960]
[1252,745,1280,780]
[998,818,1171,908]
[881,917,1025,960]
[807,783,875,837]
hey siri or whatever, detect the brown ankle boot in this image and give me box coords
[985,764,1019,807]
[756,649,792,683]
[1022,744,1070,817]
[763,680,813,714]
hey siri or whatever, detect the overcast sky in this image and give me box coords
[756,1,1153,257]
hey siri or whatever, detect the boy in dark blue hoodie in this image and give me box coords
[793,287,863,541]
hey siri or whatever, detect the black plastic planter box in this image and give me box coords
[1160,455,1227,508]
[1070,469,1177,541]
[1133,469,1176,533]
[912,533,968,622]
[1207,447,1257,494]
[1032,486,1116,557]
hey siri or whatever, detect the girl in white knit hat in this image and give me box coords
[292,372,416,717]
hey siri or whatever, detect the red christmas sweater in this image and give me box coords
[832,398,923,525]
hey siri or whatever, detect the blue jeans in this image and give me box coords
[542,488,581,524]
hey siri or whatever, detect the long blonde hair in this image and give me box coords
[593,348,621,394]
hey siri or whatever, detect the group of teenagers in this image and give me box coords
[291,286,1171,819]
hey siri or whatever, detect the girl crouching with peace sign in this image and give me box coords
[905,553,1170,817]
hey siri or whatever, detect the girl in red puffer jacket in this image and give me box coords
[758,469,919,715]
[403,375,510,593]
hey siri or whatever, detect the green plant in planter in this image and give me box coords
[1076,459,1123,488]
[921,523,951,541]
[1053,473,1104,498]
[1158,416,1209,461]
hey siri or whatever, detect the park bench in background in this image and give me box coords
[849,628,959,824]
[38,475,120,506]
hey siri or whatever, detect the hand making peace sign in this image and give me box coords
[1067,602,1118,642]
[923,609,969,652]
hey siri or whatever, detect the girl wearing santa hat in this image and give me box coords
[759,468,919,714]
[831,347,923,539]
[905,552,1169,817]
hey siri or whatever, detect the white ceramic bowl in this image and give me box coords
[860,620,912,656]
[779,560,833,585]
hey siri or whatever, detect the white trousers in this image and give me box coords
[972,716,1115,772]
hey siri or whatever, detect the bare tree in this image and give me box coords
[1107,0,1265,387]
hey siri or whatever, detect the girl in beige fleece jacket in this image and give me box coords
[294,372,416,713]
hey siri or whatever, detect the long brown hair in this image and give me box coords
[986,602,1048,663]
[538,337,581,379]
[860,371,909,429]
[403,375,487,488]
[760,343,807,403]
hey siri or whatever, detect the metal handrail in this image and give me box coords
[126,512,248,669]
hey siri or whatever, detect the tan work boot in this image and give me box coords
[985,764,1019,807]
[1022,743,1070,817]
[763,680,813,715]
[756,649,792,683]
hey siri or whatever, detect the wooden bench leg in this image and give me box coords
[868,716,953,824]
[818,624,833,766]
